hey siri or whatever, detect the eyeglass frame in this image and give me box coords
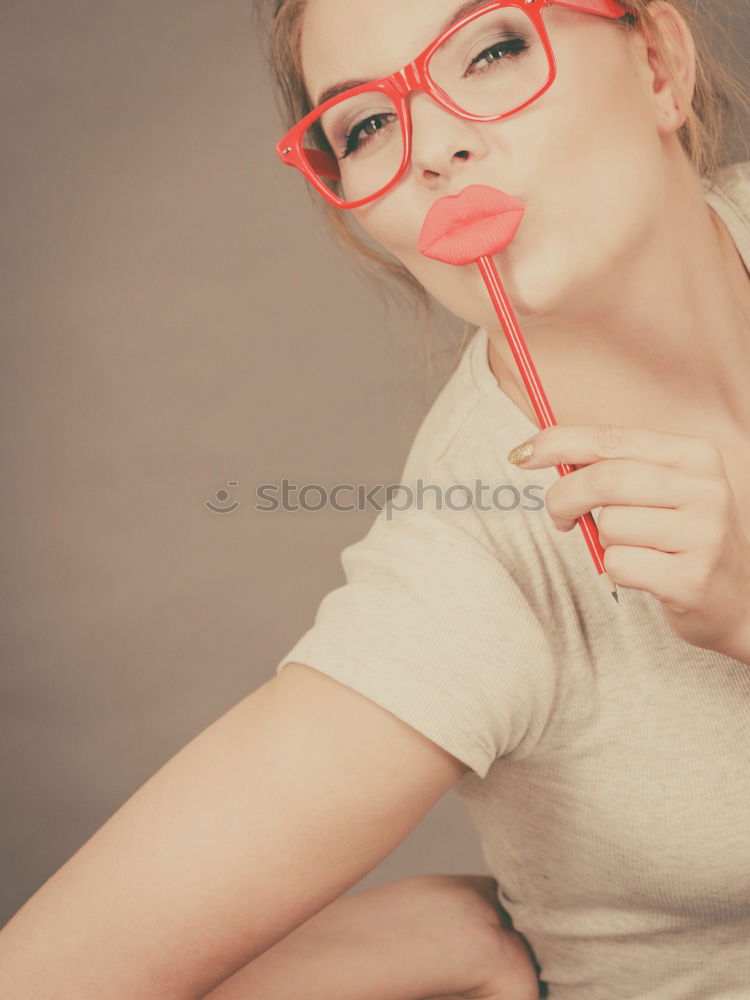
[275,0,632,210]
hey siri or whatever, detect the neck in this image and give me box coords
[488,161,750,437]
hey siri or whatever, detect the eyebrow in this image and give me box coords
[314,0,493,107]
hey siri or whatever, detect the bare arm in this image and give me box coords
[203,873,540,1000]
[0,662,470,999]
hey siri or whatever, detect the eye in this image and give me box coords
[467,35,529,74]
[342,112,398,157]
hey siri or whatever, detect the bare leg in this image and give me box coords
[202,873,540,1000]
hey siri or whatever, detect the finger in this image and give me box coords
[595,504,700,554]
[545,459,693,527]
[603,544,687,604]
[514,424,726,477]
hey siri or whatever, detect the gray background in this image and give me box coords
[2,0,748,926]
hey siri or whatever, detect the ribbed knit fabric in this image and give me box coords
[275,160,750,998]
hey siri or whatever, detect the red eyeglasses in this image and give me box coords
[275,0,632,210]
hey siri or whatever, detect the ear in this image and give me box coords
[629,0,696,135]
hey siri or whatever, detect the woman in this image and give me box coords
[1,0,749,997]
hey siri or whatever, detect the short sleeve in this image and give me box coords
[274,496,558,780]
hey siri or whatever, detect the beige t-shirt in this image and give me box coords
[275,160,750,999]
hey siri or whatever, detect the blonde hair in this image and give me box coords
[254,0,750,366]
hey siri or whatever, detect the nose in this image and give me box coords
[406,91,491,188]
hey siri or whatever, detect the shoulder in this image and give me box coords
[702,158,750,225]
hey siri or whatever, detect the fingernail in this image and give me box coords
[507,439,535,466]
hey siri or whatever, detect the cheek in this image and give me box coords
[352,201,417,259]
[540,22,658,183]
[503,51,664,286]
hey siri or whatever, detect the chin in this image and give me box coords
[503,223,609,321]
[473,248,572,323]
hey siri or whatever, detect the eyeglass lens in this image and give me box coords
[301,6,550,204]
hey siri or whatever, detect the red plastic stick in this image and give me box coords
[476,253,610,582]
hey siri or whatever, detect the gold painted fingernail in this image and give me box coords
[507,440,534,465]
